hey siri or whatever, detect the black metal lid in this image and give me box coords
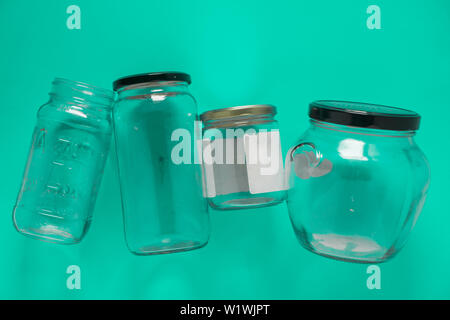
[309,100,421,131]
[113,72,191,91]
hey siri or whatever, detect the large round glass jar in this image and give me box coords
[286,101,430,263]
[200,105,287,210]
[13,78,114,244]
[113,72,209,255]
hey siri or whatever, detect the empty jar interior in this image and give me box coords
[287,101,429,263]
[13,78,114,244]
[113,72,210,255]
[201,105,287,210]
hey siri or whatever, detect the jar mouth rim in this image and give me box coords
[200,104,276,122]
[53,78,114,100]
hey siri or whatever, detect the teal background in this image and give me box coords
[0,0,449,299]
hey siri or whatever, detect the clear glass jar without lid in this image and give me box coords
[13,78,114,244]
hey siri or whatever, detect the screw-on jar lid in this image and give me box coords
[309,100,421,131]
[200,104,276,122]
[113,71,191,91]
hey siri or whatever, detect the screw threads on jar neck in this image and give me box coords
[310,119,416,138]
[115,81,190,100]
[49,78,114,109]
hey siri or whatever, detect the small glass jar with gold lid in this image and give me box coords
[200,104,287,210]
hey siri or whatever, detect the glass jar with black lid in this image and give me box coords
[113,72,209,255]
[286,100,430,263]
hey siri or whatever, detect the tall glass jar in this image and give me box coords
[112,72,209,255]
[13,78,114,244]
[200,105,287,210]
[286,101,430,263]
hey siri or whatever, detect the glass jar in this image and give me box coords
[112,72,209,255]
[286,101,430,263]
[200,105,287,210]
[13,78,114,244]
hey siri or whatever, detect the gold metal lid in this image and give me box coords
[200,104,276,122]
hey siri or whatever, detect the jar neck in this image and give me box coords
[310,119,417,138]
[49,78,114,110]
[115,81,190,100]
[203,113,276,129]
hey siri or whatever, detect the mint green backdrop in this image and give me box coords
[0,0,449,299]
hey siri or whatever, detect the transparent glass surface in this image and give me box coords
[113,81,209,255]
[209,191,286,210]
[286,120,430,263]
[202,117,287,210]
[13,78,113,244]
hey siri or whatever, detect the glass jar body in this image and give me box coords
[286,120,430,263]
[13,79,113,244]
[202,117,287,210]
[113,82,209,255]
